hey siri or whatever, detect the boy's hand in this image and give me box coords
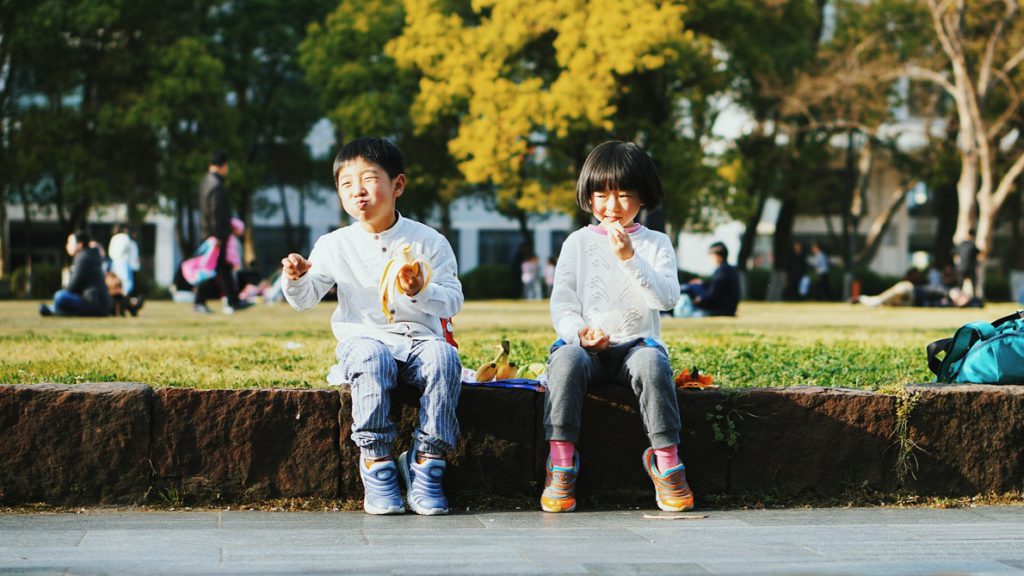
[578,326,610,352]
[605,221,634,261]
[281,253,311,280]
[398,262,425,296]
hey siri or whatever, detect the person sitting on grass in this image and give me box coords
[674,241,740,318]
[40,230,111,317]
[855,267,979,308]
[280,137,464,517]
[544,141,693,514]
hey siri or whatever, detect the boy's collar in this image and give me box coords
[357,211,403,236]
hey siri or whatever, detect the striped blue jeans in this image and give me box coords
[334,337,462,458]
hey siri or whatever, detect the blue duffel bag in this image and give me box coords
[927,310,1024,384]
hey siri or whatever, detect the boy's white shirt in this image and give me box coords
[283,213,463,374]
[550,225,680,347]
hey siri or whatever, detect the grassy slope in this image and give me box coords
[1,300,1018,389]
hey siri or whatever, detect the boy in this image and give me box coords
[281,137,464,516]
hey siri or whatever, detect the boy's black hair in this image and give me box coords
[71,229,91,246]
[333,137,405,186]
[709,241,728,260]
[210,151,228,167]
[576,141,663,212]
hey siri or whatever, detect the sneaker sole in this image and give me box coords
[364,502,405,515]
[654,498,694,513]
[540,501,576,513]
[398,454,450,516]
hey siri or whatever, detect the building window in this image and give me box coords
[550,230,570,260]
[252,225,310,278]
[478,230,524,267]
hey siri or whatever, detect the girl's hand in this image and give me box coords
[605,221,634,261]
[578,326,610,352]
[281,253,311,280]
[397,261,425,296]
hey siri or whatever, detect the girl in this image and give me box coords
[542,141,691,513]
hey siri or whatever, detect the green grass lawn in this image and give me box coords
[1,299,1019,390]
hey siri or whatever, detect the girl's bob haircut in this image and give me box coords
[576,141,663,212]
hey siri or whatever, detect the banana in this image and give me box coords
[476,362,498,382]
[477,340,511,382]
[378,243,432,323]
[495,362,518,380]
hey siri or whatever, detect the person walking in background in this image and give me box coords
[785,241,808,301]
[108,224,143,315]
[953,231,980,300]
[194,152,248,315]
[543,256,556,298]
[521,253,542,300]
[811,242,831,300]
[39,230,111,317]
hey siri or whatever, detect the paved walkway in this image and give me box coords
[2,506,1023,575]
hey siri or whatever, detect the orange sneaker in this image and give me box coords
[540,454,579,513]
[642,448,694,512]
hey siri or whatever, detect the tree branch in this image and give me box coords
[1002,46,1024,75]
[900,66,957,98]
[992,147,1024,209]
[986,69,1022,140]
[979,0,1018,100]
[855,182,914,267]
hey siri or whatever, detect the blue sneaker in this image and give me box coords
[358,457,405,515]
[398,450,450,515]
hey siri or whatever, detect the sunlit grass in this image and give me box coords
[1,300,1017,390]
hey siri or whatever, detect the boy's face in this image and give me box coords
[336,157,405,232]
[591,188,642,227]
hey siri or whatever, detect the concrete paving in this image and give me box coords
[1,506,1023,575]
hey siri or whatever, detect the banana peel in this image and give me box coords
[379,243,432,323]
[517,362,546,380]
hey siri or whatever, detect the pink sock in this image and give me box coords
[654,445,681,472]
[549,440,575,468]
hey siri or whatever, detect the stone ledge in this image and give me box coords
[1,383,1021,505]
[905,384,1024,495]
[0,383,152,505]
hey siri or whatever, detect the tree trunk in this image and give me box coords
[736,188,768,300]
[0,197,7,278]
[277,184,296,254]
[856,185,910,267]
[933,183,958,269]
[767,197,797,301]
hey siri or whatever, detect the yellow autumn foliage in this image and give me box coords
[387,0,690,213]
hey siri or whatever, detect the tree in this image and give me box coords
[899,0,1024,295]
[387,0,712,243]
[687,0,828,295]
[205,0,334,263]
[299,0,464,238]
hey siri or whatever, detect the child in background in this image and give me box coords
[543,141,692,513]
[281,137,463,516]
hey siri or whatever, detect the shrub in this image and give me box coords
[460,264,516,300]
[10,264,63,299]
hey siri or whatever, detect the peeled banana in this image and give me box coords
[379,243,432,323]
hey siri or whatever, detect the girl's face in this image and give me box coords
[591,188,642,227]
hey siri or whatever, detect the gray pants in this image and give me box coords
[334,337,462,458]
[544,339,681,449]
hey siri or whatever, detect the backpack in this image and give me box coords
[927,310,1024,384]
